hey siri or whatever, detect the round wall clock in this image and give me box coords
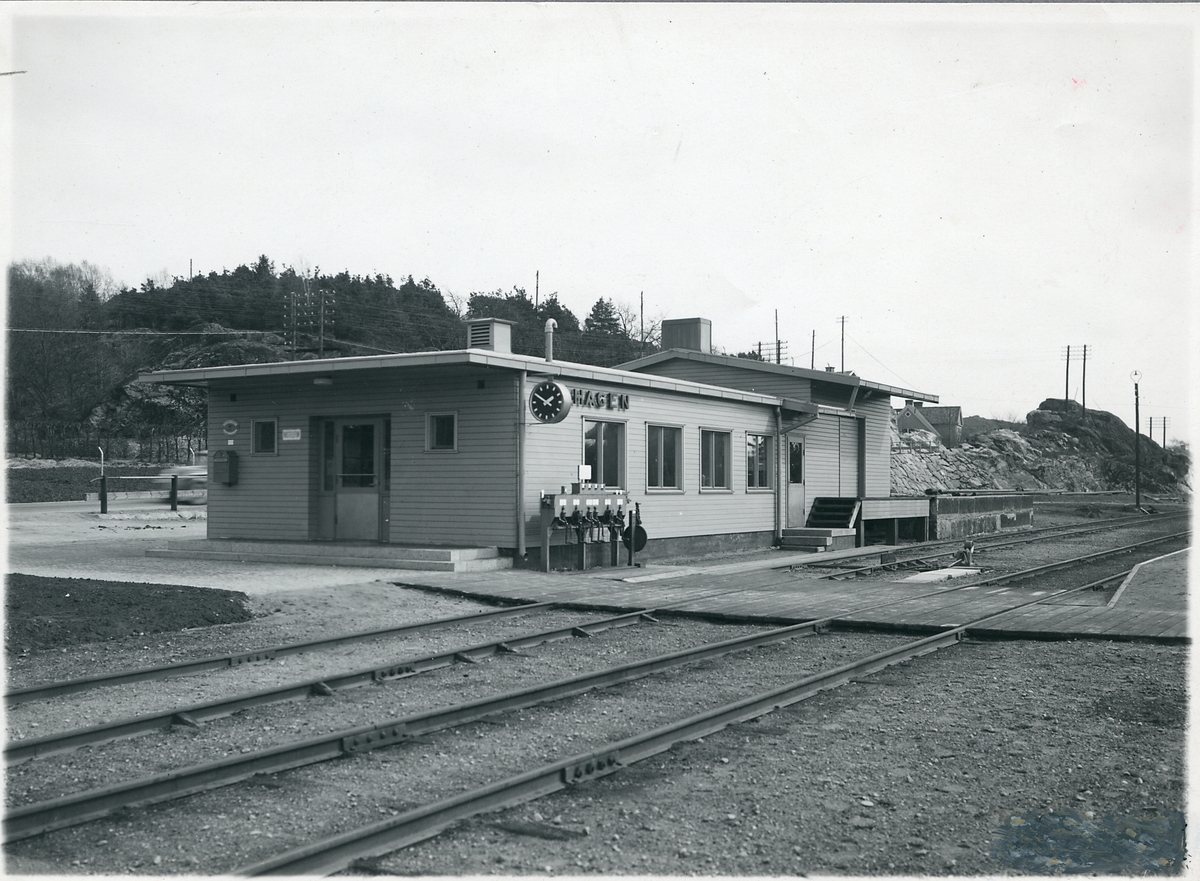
[529,379,572,424]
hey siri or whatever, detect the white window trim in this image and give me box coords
[251,418,278,456]
[425,411,459,453]
[699,426,733,493]
[646,423,685,493]
[745,432,774,492]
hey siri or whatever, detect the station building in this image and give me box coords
[141,317,939,569]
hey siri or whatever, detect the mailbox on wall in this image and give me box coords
[213,450,239,486]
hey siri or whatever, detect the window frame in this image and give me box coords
[646,423,684,492]
[251,418,278,456]
[582,418,626,488]
[745,432,774,491]
[425,412,458,453]
[699,427,733,492]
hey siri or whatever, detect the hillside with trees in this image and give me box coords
[6,257,659,462]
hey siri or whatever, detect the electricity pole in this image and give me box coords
[1131,371,1142,510]
[838,316,847,372]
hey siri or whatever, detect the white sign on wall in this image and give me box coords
[281,429,302,441]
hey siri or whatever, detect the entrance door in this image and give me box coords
[334,419,382,540]
[787,436,806,528]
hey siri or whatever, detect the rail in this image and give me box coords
[8,532,1187,844]
[5,602,551,707]
[5,609,657,764]
[237,565,1134,875]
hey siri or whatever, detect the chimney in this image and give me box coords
[544,318,557,362]
[466,318,513,353]
[661,318,712,353]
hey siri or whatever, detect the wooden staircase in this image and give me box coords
[779,497,861,553]
[805,497,861,529]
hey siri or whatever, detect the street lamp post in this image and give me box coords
[1131,371,1141,510]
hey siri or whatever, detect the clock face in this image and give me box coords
[529,379,571,424]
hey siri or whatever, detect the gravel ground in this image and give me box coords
[3,501,1190,876]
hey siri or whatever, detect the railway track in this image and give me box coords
[4,601,553,707]
[800,510,1189,579]
[4,524,1187,873]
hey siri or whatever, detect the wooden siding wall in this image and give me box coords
[858,392,892,498]
[206,367,784,548]
[522,376,779,543]
[207,367,519,545]
[635,360,897,511]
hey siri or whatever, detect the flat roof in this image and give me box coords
[140,348,823,413]
[618,349,939,403]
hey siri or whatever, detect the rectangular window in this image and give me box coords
[700,429,731,489]
[426,413,457,451]
[746,434,773,489]
[584,420,625,487]
[252,419,277,455]
[647,425,682,489]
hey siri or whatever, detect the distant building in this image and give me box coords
[897,400,963,447]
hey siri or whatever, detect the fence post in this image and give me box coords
[170,475,178,511]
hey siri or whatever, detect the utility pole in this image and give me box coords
[1131,371,1141,510]
[1082,344,1088,413]
[837,316,847,372]
[535,271,539,309]
[319,290,325,358]
[1062,345,1088,407]
[640,290,644,356]
[811,329,815,370]
[775,310,780,364]
[1064,345,1070,402]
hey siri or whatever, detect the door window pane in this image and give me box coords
[322,420,335,491]
[341,423,376,488]
[789,440,804,484]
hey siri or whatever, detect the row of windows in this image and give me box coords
[247,415,780,491]
[591,420,776,492]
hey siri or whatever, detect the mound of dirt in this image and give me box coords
[4,574,253,654]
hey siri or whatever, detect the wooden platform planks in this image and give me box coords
[405,553,1188,641]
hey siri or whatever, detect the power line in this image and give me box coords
[8,327,261,337]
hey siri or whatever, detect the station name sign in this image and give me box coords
[570,387,630,411]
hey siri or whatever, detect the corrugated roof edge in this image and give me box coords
[138,348,792,408]
[618,349,939,403]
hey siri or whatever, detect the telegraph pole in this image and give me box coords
[1082,344,1088,413]
[775,310,780,364]
[810,329,815,370]
[1064,345,1070,402]
[1131,371,1142,510]
[838,316,847,372]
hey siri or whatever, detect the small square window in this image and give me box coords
[427,413,457,451]
[252,419,277,455]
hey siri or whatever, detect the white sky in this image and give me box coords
[3,3,1195,444]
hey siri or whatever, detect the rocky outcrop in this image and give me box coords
[891,400,1189,497]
